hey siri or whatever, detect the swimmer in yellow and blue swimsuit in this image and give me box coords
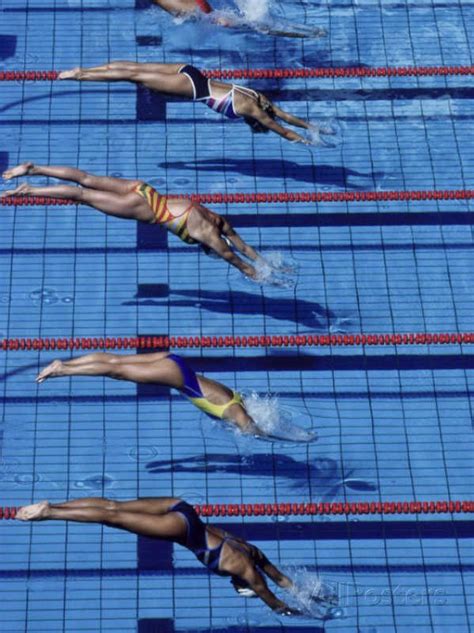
[36,351,262,436]
[2,162,262,279]
[165,352,244,419]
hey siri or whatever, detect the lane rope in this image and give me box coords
[1,332,473,352]
[1,189,474,206]
[1,65,473,82]
[1,500,473,520]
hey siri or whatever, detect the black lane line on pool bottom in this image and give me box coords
[136,336,174,572]
[161,354,474,372]
[3,389,472,405]
[137,520,474,576]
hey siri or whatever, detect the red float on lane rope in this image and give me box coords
[1,189,474,207]
[1,65,473,82]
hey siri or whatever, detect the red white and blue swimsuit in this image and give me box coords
[179,64,258,120]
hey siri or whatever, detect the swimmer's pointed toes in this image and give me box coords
[58,67,80,80]
[16,501,50,521]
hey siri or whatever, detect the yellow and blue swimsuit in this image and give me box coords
[134,183,197,245]
[167,353,243,419]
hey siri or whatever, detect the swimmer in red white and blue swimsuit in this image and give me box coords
[58,61,313,143]
[152,0,214,17]
[2,162,261,279]
[16,496,321,615]
[150,0,327,38]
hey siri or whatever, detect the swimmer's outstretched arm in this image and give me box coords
[235,563,300,615]
[203,233,259,279]
[270,104,311,130]
[250,108,310,144]
[220,218,260,262]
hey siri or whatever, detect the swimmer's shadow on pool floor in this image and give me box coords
[124,288,338,330]
[146,453,377,497]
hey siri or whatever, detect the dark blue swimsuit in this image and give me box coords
[170,501,231,575]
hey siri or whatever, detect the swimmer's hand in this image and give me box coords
[275,606,304,616]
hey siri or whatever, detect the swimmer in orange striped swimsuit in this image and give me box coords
[1,162,261,278]
[133,182,196,245]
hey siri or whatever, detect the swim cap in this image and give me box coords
[195,0,213,13]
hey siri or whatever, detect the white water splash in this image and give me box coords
[243,392,317,442]
[234,0,272,22]
[306,119,342,147]
[284,568,342,619]
[253,252,299,288]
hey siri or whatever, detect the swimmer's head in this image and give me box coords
[244,96,276,133]
[231,576,258,598]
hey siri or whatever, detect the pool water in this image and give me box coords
[0,1,473,632]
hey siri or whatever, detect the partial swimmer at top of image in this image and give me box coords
[1,162,288,285]
[147,0,327,38]
[57,62,335,145]
[35,351,317,443]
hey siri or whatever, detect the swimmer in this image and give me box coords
[16,496,308,615]
[152,0,214,17]
[36,351,264,436]
[150,0,326,38]
[57,62,313,143]
[1,162,261,279]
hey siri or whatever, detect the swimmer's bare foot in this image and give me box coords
[0,183,31,198]
[36,359,64,383]
[58,67,81,80]
[16,501,50,521]
[2,162,34,181]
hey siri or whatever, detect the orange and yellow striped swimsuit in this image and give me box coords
[134,183,197,244]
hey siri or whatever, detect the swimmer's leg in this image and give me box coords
[58,62,192,97]
[2,182,153,222]
[47,496,180,516]
[17,500,187,541]
[7,163,142,196]
[36,354,183,389]
[47,351,171,368]
[59,61,184,81]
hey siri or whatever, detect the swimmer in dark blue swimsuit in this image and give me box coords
[58,62,313,143]
[16,497,312,615]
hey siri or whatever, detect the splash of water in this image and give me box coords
[253,252,299,288]
[284,568,342,619]
[243,392,317,442]
[306,119,343,147]
[235,0,272,22]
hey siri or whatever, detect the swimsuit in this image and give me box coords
[167,353,243,419]
[134,183,197,245]
[170,501,231,575]
[195,0,213,13]
[178,64,259,120]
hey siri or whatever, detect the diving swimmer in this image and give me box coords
[57,62,313,143]
[16,496,335,614]
[150,0,326,38]
[152,0,215,17]
[1,162,261,279]
[36,351,263,436]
